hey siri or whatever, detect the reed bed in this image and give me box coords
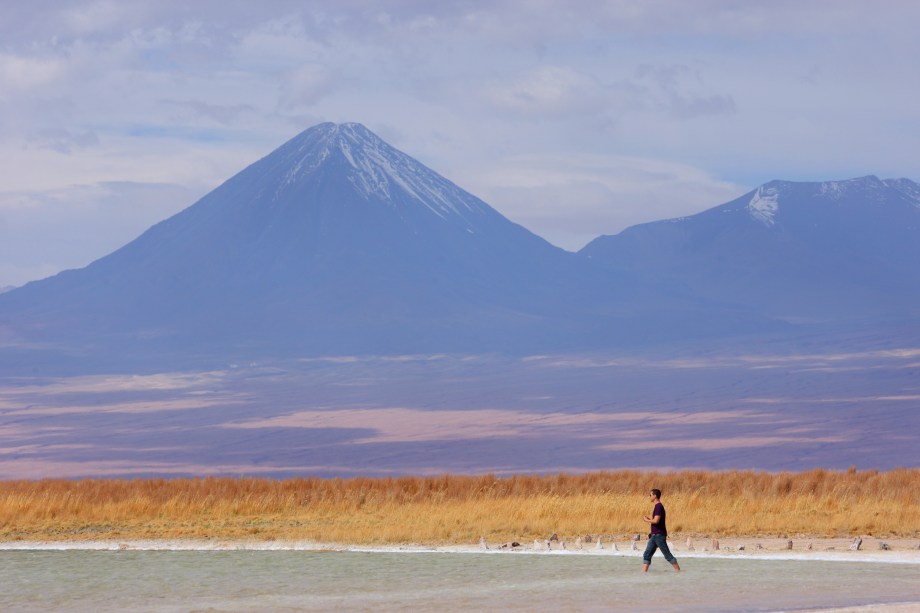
[1,469,918,544]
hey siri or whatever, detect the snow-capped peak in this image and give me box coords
[883,178,920,208]
[817,175,886,200]
[274,123,486,225]
[747,185,780,226]
[331,124,471,219]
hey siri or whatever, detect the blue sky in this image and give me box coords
[2,0,919,287]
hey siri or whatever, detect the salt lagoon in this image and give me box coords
[2,543,918,612]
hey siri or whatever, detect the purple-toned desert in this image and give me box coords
[3,346,917,479]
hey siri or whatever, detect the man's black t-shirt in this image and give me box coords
[650,502,667,536]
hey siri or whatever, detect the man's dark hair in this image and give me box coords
[651,488,662,499]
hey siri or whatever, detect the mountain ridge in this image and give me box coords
[0,123,645,362]
[0,125,916,371]
[580,175,920,321]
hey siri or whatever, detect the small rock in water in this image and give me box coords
[850,537,862,551]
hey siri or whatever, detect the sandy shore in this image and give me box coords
[4,538,917,612]
[2,535,919,563]
[798,607,920,613]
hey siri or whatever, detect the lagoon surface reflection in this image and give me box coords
[2,549,919,612]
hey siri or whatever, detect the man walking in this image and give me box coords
[642,488,681,572]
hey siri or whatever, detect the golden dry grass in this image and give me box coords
[1,469,918,544]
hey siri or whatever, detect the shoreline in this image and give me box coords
[5,537,919,613]
[3,536,919,565]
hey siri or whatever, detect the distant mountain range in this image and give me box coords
[0,123,917,372]
[581,175,920,323]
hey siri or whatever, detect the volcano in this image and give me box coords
[11,124,903,372]
[0,123,649,364]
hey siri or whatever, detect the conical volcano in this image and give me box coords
[1,123,626,361]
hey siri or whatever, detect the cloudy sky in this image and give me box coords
[1,1,918,288]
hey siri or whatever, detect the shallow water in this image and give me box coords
[1,550,918,612]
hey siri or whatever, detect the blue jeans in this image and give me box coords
[643,534,677,565]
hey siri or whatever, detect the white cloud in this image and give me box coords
[278,64,336,110]
[158,99,256,125]
[29,128,100,153]
[482,66,614,119]
[0,131,261,192]
[0,54,67,98]
[0,182,206,287]
[633,63,737,119]
[461,154,743,250]
[61,0,133,36]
